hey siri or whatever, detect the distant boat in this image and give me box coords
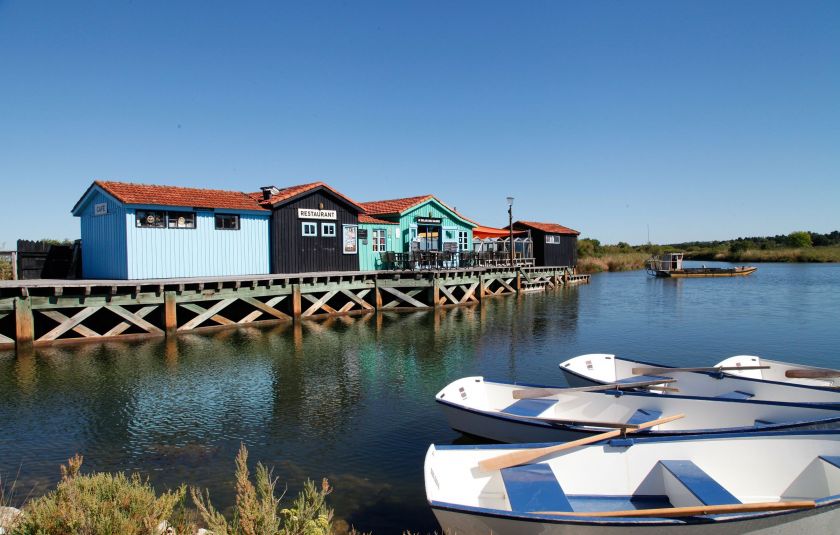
[435,376,840,444]
[425,430,840,534]
[558,354,840,405]
[646,252,756,277]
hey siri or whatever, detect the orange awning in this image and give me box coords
[473,225,528,239]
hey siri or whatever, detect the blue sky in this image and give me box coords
[1,0,837,247]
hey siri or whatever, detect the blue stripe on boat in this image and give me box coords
[714,390,754,400]
[501,464,572,512]
[819,456,840,469]
[615,375,671,384]
[501,398,557,417]
[659,460,740,506]
[626,408,663,426]
[754,419,776,427]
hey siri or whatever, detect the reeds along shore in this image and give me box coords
[575,245,840,274]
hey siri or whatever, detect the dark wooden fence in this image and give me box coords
[16,240,82,280]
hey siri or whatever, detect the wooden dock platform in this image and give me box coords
[0,266,589,350]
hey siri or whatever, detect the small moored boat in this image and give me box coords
[715,355,840,389]
[436,376,840,444]
[646,252,756,278]
[425,430,840,534]
[559,354,840,405]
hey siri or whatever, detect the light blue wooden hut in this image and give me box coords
[72,181,271,279]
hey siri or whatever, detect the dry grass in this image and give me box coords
[0,259,12,280]
[577,252,649,273]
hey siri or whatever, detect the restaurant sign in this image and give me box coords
[415,217,442,225]
[298,208,337,220]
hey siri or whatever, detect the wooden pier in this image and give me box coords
[0,266,589,350]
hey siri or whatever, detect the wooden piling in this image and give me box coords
[432,278,441,308]
[291,284,302,320]
[164,291,178,335]
[14,297,34,351]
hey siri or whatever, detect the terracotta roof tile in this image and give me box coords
[96,181,266,211]
[251,182,363,212]
[359,214,398,225]
[359,195,434,216]
[513,220,580,235]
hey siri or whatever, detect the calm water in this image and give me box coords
[1,262,839,533]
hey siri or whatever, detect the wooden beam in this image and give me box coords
[302,291,338,316]
[238,296,289,323]
[437,283,458,306]
[104,304,163,335]
[164,291,178,335]
[103,305,159,336]
[39,307,100,341]
[40,309,101,339]
[14,297,34,349]
[292,284,302,321]
[380,286,427,309]
[340,289,373,311]
[178,299,236,330]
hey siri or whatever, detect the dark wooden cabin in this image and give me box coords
[509,220,580,267]
[256,182,363,274]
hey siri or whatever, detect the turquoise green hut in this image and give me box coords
[357,214,400,270]
[359,195,476,266]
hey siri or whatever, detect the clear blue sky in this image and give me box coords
[1,0,837,247]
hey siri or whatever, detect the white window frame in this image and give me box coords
[302,222,318,237]
[458,231,469,251]
[214,213,240,230]
[321,222,336,237]
[372,229,387,252]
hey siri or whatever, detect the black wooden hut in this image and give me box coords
[509,221,580,267]
[256,182,364,273]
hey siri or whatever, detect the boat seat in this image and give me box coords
[501,464,572,512]
[819,456,840,470]
[714,390,754,400]
[501,398,557,417]
[626,408,663,426]
[659,460,740,506]
[615,374,671,385]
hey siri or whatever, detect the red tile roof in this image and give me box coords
[359,214,398,225]
[251,182,364,212]
[513,220,580,235]
[96,180,266,211]
[359,195,434,216]
[360,194,478,227]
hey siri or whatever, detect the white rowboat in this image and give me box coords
[436,377,840,443]
[425,430,840,534]
[559,354,840,405]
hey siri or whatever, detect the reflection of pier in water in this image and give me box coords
[0,267,588,351]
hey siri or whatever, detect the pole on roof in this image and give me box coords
[506,197,514,267]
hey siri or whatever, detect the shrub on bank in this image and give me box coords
[577,252,649,274]
[6,447,340,535]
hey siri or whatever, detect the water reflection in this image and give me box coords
[1,265,838,533]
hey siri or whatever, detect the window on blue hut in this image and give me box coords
[302,222,317,236]
[167,211,196,229]
[372,229,387,252]
[135,210,166,228]
[322,223,336,237]
[458,231,469,251]
[215,214,240,230]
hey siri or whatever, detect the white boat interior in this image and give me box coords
[716,355,840,388]
[425,433,840,518]
[559,354,840,404]
[437,377,840,433]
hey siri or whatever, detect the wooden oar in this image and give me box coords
[513,379,676,400]
[477,414,684,471]
[519,416,641,429]
[786,368,840,379]
[533,500,816,518]
[631,365,769,375]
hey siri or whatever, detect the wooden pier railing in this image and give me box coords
[0,267,589,350]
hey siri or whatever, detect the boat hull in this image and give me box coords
[655,267,757,278]
[432,503,840,535]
